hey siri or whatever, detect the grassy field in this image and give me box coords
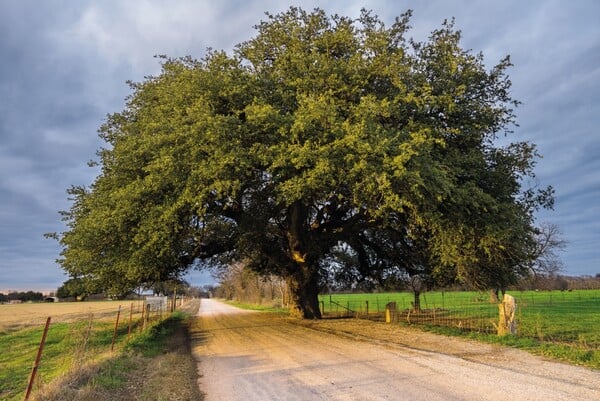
[319,289,600,368]
[0,300,145,333]
[0,300,159,401]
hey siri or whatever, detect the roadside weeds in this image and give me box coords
[30,302,204,401]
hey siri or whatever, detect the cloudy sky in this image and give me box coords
[1,0,598,293]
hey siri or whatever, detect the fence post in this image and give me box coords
[385,302,396,323]
[127,303,134,342]
[24,317,51,401]
[498,294,517,336]
[111,305,122,351]
[143,303,150,330]
[365,300,369,316]
[140,301,146,332]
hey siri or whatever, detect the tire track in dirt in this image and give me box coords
[191,299,600,401]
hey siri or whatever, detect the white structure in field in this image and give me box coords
[145,295,168,311]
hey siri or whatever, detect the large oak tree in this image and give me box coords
[55,8,552,318]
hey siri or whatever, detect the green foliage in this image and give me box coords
[56,277,99,299]
[54,7,552,318]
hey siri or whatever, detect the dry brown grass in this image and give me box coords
[0,300,145,332]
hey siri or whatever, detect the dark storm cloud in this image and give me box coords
[0,1,101,291]
[1,0,598,292]
[510,3,600,276]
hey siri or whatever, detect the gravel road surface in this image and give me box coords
[192,299,599,401]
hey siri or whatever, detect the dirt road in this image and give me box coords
[192,299,599,401]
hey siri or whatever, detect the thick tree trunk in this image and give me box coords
[285,201,322,319]
[412,290,421,312]
[287,269,321,319]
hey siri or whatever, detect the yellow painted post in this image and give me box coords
[385,302,396,323]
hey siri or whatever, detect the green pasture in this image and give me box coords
[321,290,495,314]
[320,289,600,368]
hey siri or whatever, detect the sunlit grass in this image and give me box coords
[224,300,289,314]
[320,289,600,368]
[0,302,147,401]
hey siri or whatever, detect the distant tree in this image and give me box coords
[26,291,44,302]
[213,263,289,304]
[56,277,100,300]
[187,286,208,298]
[5,291,45,302]
[53,7,552,318]
[528,222,566,276]
[484,222,565,299]
[150,279,189,296]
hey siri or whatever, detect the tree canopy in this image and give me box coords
[55,8,553,318]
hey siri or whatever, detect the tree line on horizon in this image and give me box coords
[3,272,599,305]
[0,291,46,303]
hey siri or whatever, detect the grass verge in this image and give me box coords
[409,322,600,369]
[223,299,290,315]
[0,301,204,401]
[34,306,203,401]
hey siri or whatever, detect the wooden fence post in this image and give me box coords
[385,302,397,323]
[140,301,145,332]
[24,317,51,401]
[498,294,517,336]
[111,305,122,351]
[143,303,150,330]
[127,303,133,342]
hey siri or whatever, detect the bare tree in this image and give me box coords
[529,222,567,276]
[214,262,290,306]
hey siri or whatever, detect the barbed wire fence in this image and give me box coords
[20,295,190,401]
[321,290,600,343]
